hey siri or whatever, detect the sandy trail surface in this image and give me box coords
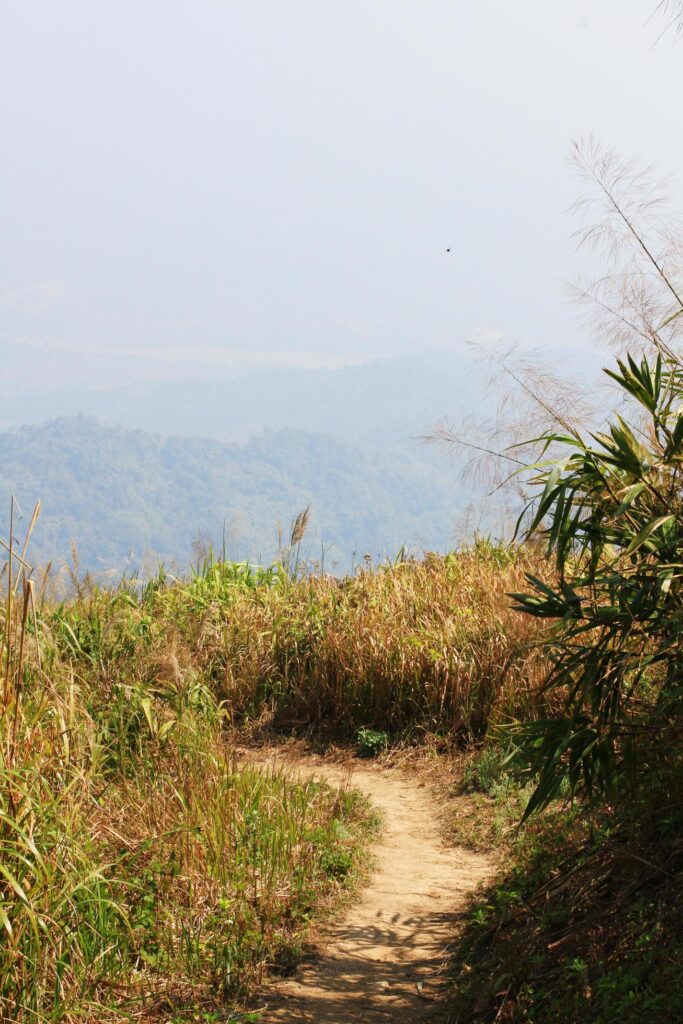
[245,751,494,1024]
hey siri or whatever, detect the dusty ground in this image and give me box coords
[246,751,494,1024]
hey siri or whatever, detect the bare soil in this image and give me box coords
[247,750,494,1023]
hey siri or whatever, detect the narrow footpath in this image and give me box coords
[248,752,494,1024]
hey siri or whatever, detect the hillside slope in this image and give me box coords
[0,416,468,574]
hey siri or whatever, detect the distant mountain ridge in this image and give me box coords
[0,416,469,576]
[0,351,476,443]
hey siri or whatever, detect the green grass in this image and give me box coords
[0,682,374,1022]
[0,683,374,1022]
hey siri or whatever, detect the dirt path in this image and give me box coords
[246,751,494,1024]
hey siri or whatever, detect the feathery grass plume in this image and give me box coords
[428,139,683,536]
[290,504,311,547]
[568,136,683,361]
[191,526,213,565]
[278,504,312,580]
[651,0,683,39]
[428,341,604,539]
[67,537,95,600]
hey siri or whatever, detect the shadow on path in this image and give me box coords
[245,753,493,1024]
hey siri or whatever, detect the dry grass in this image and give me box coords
[150,543,548,742]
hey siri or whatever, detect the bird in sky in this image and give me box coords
[445,248,451,252]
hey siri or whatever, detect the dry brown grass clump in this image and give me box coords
[150,543,549,741]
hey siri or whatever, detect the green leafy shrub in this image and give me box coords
[510,352,683,816]
[355,727,390,758]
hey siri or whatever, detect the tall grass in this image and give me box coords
[0,504,373,1022]
[46,544,549,748]
[148,541,548,740]
[45,544,547,748]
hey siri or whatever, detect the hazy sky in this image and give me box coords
[2,0,682,382]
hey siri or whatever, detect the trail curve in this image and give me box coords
[246,752,493,1024]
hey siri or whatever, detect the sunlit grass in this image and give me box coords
[0,506,376,1022]
[93,541,547,743]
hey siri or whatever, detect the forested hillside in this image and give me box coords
[0,416,467,575]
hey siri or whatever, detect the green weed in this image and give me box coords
[355,727,390,758]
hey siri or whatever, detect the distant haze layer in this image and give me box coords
[0,352,478,443]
